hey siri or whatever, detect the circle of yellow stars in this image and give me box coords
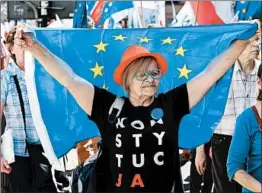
[90,35,193,89]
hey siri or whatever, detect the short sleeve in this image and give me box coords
[227,114,251,181]
[165,83,190,120]
[1,72,8,103]
[88,86,116,132]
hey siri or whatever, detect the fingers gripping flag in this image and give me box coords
[25,23,257,163]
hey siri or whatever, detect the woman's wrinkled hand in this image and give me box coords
[14,24,36,51]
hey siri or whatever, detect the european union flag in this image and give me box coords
[73,1,134,28]
[25,23,257,163]
[235,1,262,21]
[72,1,87,28]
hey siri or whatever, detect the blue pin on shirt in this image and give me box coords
[151,108,164,120]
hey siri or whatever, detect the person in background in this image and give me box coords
[227,64,262,193]
[191,141,213,193]
[1,40,10,135]
[87,16,95,29]
[1,40,10,70]
[196,38,261,193]
[0,26,56,192]
[1,38,10,193]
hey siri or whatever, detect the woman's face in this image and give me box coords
[240,40,260,62]
[11,43,24,61]
[129,60,161,98]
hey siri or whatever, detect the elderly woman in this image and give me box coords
[227,64,262,193]
[10,24,260,192]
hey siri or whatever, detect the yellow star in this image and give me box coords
[113,34,127,41]
[177,64,192,79]
[240,1,245,4]
[138,37,152,43]
[102,83,109,90]
[175,46,187,57]
[93,41,109,53]
[90,62,104,78]
[161,37,176,44]
[74,9,78,12]
[242,9,246,14]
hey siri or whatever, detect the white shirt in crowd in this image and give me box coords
[214,60,260,136]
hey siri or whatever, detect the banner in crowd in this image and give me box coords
[73,1,134,28]
[132,1,166,27]
[173,1,235,26]
[25,23,257,163]
[234,1,262,21]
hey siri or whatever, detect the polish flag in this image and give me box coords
[174,1,235,26]
[90,0,107,24]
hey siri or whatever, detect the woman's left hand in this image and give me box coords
[249,20,261,42]
[238,19,261,45]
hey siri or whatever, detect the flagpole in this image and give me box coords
[171,1,176,20]
[195,1,200,26]
[140,1,145,27]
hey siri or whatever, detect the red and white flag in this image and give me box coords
[90,1,107,24]
[173,1,235,26]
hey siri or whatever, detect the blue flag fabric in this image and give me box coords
[26,23,257,161]
[73,1,134,28]
[73,1,88,28]
[235,1,262,21]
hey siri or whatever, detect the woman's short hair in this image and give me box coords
[5,26,17,62]
[122,56,158,92]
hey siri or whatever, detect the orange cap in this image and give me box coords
[113,45,167,85]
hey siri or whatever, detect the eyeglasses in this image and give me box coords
[134,69,162,81]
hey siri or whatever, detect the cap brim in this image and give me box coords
[114,53,167,85]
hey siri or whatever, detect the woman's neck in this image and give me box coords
[16,60,25,71]
[238,59,255,74]
[129,92,154,107]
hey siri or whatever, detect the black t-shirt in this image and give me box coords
[88,84,189,192]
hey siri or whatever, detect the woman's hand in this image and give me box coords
[11,25,96,116]
[13,25,36,51]
[237,19,261,45]
[0,156,11,174]
[195,145,207,175]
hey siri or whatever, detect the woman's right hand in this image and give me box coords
[0,156,11,174]
[14,24,36,51]
[237,19,261,45]
[249,19,261,42]
[195,150,207,175]
[11,25,96,116]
